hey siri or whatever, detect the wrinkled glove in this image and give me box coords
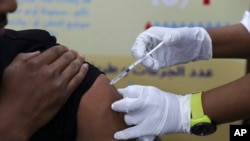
[111,85,191,141]
[131,26,212,71]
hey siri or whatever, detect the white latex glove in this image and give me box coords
[240,11,250,33]
[132,26,212,71]
[111,85,191,141]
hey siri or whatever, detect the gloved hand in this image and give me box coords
[131,26,212,70]
[111,85,191,141]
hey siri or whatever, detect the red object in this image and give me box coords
[203,0,210,5]
[145,22,152,30]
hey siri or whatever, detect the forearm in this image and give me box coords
[206,23,250,58]
[203,73,250,124]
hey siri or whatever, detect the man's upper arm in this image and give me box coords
[76,74,136,141]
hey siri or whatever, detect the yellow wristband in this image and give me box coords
[190,91,216,136]
[191,92,211,127]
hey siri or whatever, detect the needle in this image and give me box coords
[109,41,164,85]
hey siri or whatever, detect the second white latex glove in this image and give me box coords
[132,26,212,71]
[111,85,191,141]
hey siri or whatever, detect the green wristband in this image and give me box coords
[191,92,211,127]
[190,91,216,136]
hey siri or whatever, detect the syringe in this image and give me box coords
[109,41,164,85]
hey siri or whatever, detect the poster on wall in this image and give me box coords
[8,0,247,56]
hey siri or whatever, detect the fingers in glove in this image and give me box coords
[111,97,143,113]
[114,126,143,140]
[131,40,147,59]
[131,33,154,59]
[138,136,156,141]
[124,112,144,125]
[118,87,140,98]
[141,57,154,70]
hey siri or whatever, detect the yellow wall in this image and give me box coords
[7,0,249,140]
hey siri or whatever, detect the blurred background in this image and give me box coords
[7,0,250,140]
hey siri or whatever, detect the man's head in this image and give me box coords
[0,0,17,36]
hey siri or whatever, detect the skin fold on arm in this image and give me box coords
[76,74,135,141]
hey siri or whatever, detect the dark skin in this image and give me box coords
[0,45,89,141]
[0,1,135,141]
[209,24,250,58]
[0,0,88,140]
[203,24,250,124]
[76,74,136,141]
[109,23,250,140]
